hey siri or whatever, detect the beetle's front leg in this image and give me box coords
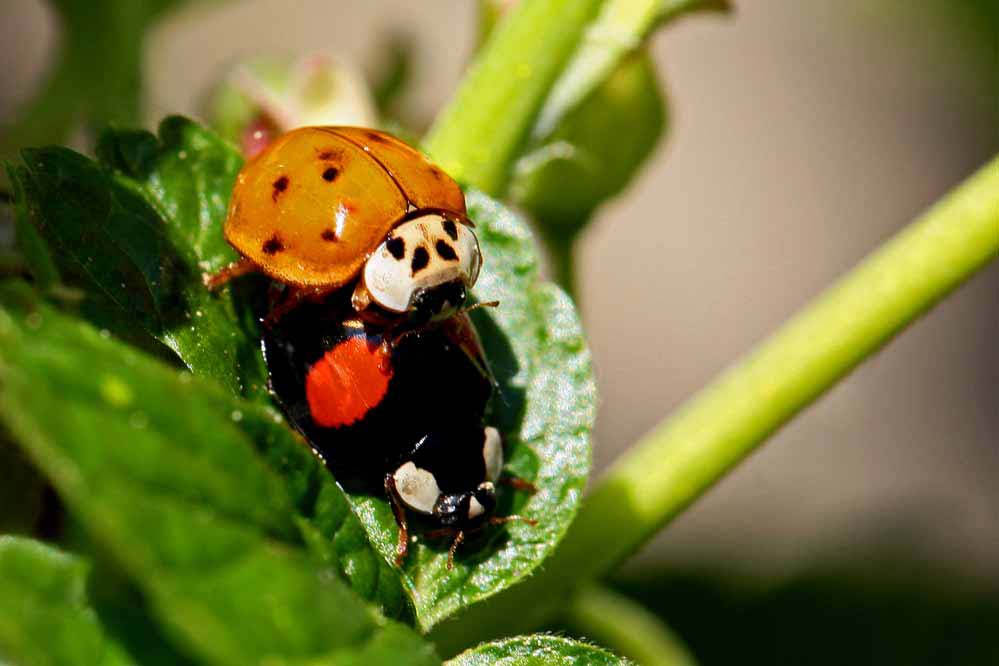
[384,473,410,567]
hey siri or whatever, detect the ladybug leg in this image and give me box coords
[447,530,466,570]
[459,300,500,315]
[266,282,286,309]
[384,473,410,567]
[265,286,336,327]
[203,257,257,291]
[499,476,537,493]
[489,515,538,528]
[263,287,310,327]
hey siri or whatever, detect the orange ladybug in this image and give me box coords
[206,127,482,324]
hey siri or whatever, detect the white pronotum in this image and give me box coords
[362,214,481,313]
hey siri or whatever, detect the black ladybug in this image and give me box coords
[262,300,534,568]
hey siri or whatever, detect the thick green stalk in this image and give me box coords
[424,0,604,195]
[567,154,999,572]
[431,155,999,653]
[564,584,698,666]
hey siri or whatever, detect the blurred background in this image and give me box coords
[2,0,997,662]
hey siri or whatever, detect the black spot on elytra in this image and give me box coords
[272,176,289,201]
[435,239,458,261]
[387,236,406,260]
[322,167,339,182]
[262,234,284,255]
[367,132,388,144]
[442,218,458,240]
[318,150,335,160]
[411,246,430,274]
[321,229,338,242]
[429,167,444,181]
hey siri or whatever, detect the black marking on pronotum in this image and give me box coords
[435,240,458,261]
[262,234,285,255]
[411,246,430,274]
[272,176,289,201]
[321,229,338,242]
[442,218,458,241]
[387,236,406,260]
[322,167,339,182]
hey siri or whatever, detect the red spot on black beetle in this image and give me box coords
[322,167,339,182]
[272,176,289,201]
[262,234,285,255]
[321,229,338,242]
[305,338,393,428]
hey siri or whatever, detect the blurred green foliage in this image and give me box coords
[0,0,212,166]
[615,560,999,665]
[0,537,135,666]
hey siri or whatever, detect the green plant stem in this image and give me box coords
[424,0,605,195]
[431,155,999,653]
[565,154,999,574]
[563,584,698,666]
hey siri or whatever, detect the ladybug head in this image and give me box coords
[357,213,481,323]
[433,481,498,528]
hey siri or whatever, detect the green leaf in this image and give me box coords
[530,0,728,140]
[8,117,268,398]
[6,163,61,291]
[506,0,730,257]
[510,52,666,234]
[0,283,437,666]
[0,536,132,666]
[340,189,595,631]
[0,0,209,166]
[448,636,632,665]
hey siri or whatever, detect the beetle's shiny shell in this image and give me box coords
[224,127,466,288]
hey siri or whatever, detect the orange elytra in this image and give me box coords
[217,126,467,291]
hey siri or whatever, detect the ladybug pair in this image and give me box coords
[208,127,534,568]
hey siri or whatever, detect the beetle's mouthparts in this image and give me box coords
[411,279,467,320]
